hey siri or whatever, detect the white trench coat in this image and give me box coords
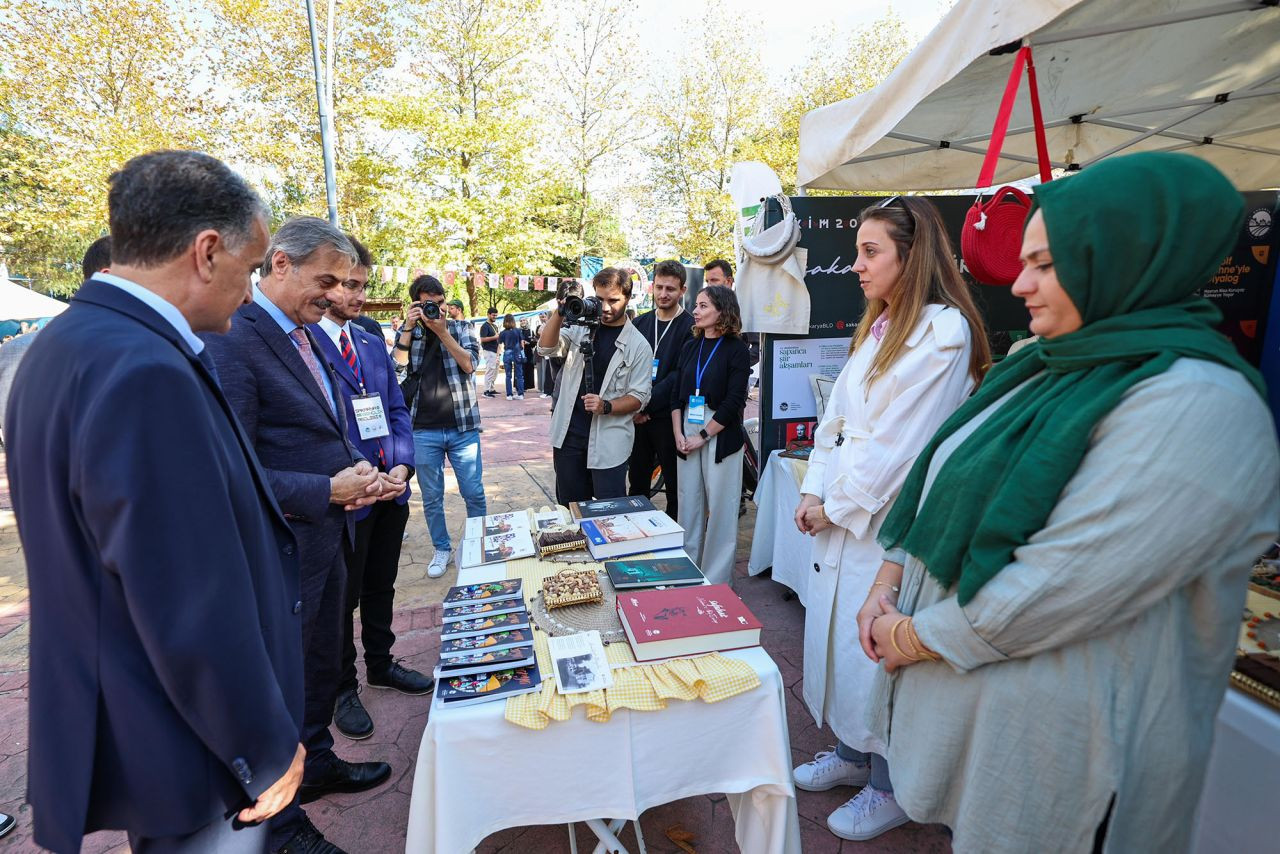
[800,304,975,751]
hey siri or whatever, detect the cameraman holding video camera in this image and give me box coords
[393,275,486,578]
[538,269,652,505]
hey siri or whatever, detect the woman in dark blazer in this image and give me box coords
[670,285,751,585]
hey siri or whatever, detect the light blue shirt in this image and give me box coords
[93,273,205,354]
[253,284,336,413]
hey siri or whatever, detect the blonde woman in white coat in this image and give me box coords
[792,197,990,842]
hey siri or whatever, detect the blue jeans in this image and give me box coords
[413,428,486,551]
[504,356,526,397]
[836,742,894,793]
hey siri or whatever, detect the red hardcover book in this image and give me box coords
[615,584,762,661]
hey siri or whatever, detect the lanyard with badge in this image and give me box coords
[345,332,391,441]
[687,336,722,425]
[650,307,682,381]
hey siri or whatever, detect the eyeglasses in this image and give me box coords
[876,195,915,226]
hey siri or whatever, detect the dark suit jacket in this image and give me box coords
[5,279,303,852]
[309,321,414,522]
[202,302,362,584]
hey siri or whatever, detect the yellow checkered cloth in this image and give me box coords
[502,555,761,730]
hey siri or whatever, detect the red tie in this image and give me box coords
[339,328,386,468]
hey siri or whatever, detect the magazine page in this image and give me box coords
[546,630,614,694]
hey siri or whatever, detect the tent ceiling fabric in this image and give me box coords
[0,278,68,321]
[797,0,1280,191]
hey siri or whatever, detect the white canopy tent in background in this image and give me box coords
[797,0,1280,192]
[0,276,68,321]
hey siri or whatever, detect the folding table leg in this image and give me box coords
[631,819,647,854]
[567,823,579,854]
[586,818,630,854]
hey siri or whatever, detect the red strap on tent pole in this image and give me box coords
[976,45,1051,188]
[1025,47,1052,184]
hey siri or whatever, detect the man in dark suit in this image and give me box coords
[6,150,306,852]
[203,217,393,854]
[310,235,433,742]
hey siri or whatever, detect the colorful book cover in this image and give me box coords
[604,555,706,589]
[569,495,657,520]
[439,627,534,658]
[442,599,527,623]
[440,610,530,639]
[616,584,762,661]
[459,530,536,568]
[442,579,523,606]
[464,511,533,540]
[434,645,535,677]
[436,664,543,706]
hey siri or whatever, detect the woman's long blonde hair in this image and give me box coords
[850,197,990,388]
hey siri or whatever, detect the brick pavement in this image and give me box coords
[0,377,952,853]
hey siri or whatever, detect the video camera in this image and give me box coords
[559,294,603,328]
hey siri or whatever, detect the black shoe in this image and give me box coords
[299,752,392,804]
[367,662,435,695]
[333,686,373,740]
[274,815,345,854]
[0,812,14,839]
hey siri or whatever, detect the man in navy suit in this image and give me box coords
[310,235,433,741]
[6,150,306,852]
[203,218,393,854]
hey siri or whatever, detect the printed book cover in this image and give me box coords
[438,628,534,658]
[604,555,706,589]
[436,664,543,706]
[464,511,533,540]
[569,495,657,520]
[434,645,536,678]
[442,599,527,623]
[442,579,523,606]
[616,584,762,661]
[459,530,536,568]
[440,610,531,639]
[580,510,684,559]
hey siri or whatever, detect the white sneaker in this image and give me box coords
[826,786,909,841]
[517,394,524,400]
[539,393,551,398]
[506,394,513,400]
[793,748,870,792]
[427,550,452,578]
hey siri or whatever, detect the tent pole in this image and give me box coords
[1028,1,1265,47]
[1086,118,1280,157]
[885,132,1069,169]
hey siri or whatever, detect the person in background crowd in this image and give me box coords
[446,298,466,321]
[862,153,1279,854]
[0,236,111,443]
[204,216,392,854]
[791,196,989,842]
[7,150,305,853]
[536,311,559,398]
[310,236,433,745]
[670,285,750,584]
[538,267,652,504]
[479,306,500,397]
[499,313,526,400]
[391,316,402,337]
[520,317,537,393]
[394,276,486,578]
[628,259,694,518]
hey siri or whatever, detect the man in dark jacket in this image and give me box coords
[6,150,305,852]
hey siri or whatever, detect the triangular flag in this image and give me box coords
[533,275,545,291]
[517,275,529,290]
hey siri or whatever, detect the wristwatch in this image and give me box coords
[601,399,613,415]
[699,428,710,441]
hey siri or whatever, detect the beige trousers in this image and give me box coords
[677,407,744,586]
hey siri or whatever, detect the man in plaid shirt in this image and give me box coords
[392,276,486,577]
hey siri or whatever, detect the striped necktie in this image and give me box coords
[339,328,385,467]
[288,327,334,411]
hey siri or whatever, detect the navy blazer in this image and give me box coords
[309,321,414,521]
[5,280,303,851]
[202,302,362,583]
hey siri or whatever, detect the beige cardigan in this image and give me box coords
[868,358,1280,853]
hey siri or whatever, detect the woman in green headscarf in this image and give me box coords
[853,152,1280,853]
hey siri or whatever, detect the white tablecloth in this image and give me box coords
[748,453,815,606]
[405,565,801,854]
[1192,686,1280,852]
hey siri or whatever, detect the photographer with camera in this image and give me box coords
[538,268,653,505]
[393,276,486,578]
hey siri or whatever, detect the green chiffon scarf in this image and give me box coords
[878,152,1265,605]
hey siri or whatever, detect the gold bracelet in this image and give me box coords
[899,618,923,660]
[872,581,900,593]
[818,504,831,524]
[906,620,941,661]
[888,617,919,661]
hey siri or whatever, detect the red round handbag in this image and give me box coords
[961,45,1052,286]
[962,186,1033,286]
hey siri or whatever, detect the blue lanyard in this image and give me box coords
[694,336,723,396]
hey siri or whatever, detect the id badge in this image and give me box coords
[351,393,390,439]
[687,395,706,425]
[651,358,660,381]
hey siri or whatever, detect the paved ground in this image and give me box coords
[0,370,952,852]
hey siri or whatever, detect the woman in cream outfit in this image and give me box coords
[792,196,989,841]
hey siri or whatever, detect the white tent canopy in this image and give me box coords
[797,0,1280,192]
[0,277,68,321]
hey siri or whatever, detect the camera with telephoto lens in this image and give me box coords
[413,300,441,328]
[559,294,603,328]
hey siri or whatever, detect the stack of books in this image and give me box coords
[569,497,686,560]
[459,512,537,569]
[616,583,763,662]
[434,579,542,706]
